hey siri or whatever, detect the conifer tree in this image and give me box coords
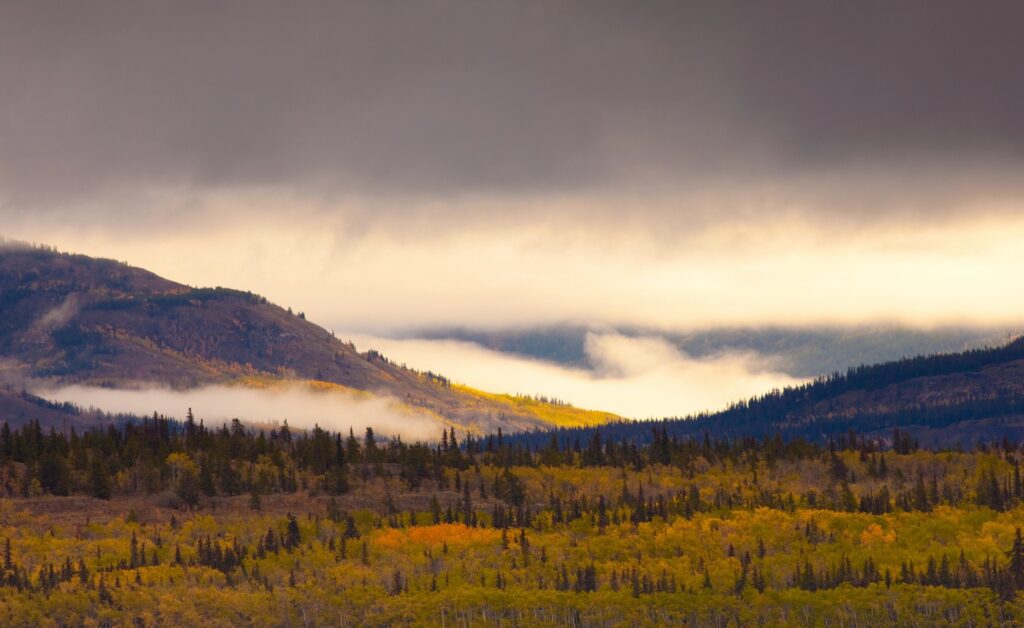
[89,457,111,500]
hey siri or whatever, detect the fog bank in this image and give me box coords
[37,383,444,441]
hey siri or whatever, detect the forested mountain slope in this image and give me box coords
[0,244,614,431]
[514,336,1024,448]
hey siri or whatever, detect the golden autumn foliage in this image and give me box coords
[3,444,1024,626]
[450,384,618,428]
[3,410,1024,625]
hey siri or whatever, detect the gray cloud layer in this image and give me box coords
[3,1,1024,225]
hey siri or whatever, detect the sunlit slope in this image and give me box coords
[451,384,618,428]
[232,376,618,433]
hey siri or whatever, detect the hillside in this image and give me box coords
[0,244,614,432]
[0,386,85,428]
[510,336,1024,448]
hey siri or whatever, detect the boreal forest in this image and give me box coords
[2,411,1024,625]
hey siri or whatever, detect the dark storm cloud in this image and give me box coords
[2,1,1023,219]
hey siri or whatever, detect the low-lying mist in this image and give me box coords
[36,383,445,441]
[347,331,804,419]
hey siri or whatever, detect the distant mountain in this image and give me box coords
[0,244,615,431]
[409,324,1007,378]
[508,336,1024,448]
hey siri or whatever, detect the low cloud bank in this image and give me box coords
[347,332,803,419]
[36,383,444,441]
[29,334,806,430]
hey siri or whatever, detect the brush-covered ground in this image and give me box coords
[2,420,1024,626]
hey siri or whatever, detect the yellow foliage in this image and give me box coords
[374,524,502,551]
[859,523,896,545]
[451,384,618,427]
[231,375,370,398]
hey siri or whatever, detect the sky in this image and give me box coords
[4,2,1024,416]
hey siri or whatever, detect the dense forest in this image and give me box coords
[3,414,1024,624]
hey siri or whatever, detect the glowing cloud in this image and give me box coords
[346,332,803,419]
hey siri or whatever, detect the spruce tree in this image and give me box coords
[89,457,111,500]
[1007,527,1024,588]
